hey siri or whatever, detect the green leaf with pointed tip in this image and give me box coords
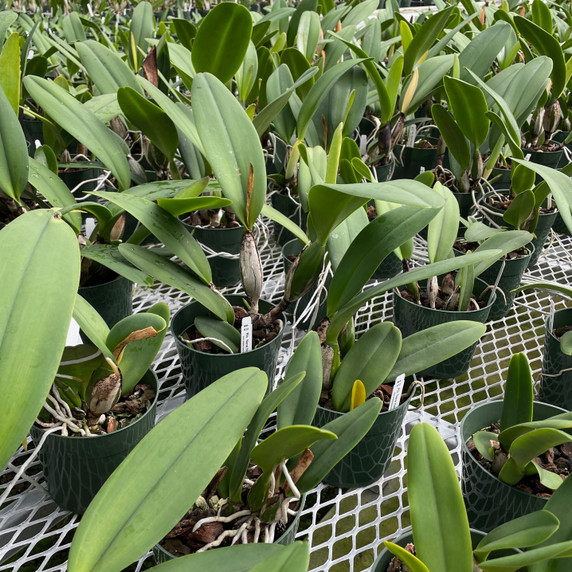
[514,16,566,98]
[118,303,170,394]
[561,331,572,356]
[68,368,267,572]
[192,73,266,230]
[509,428,572,471]
[427,182,460,264]
[332,322,402,412]
[498,412,572,451]
[480,540,572,571]
[117,87,178,160]
[475,510,559,560]
[81,244,152,286]
[472,230,533,276]
[0,32,20,114]
[261,203,308,245]
[500,353,534,431]
[473,430,498,462]
[194,316,240,354]
[23,77,130,190]
[192,3,252,84]
[511,280,572,301]
[532,461,566,490]
[0,83,28,201]
[308,180,444,246]
[512,163,536,194]
[278,331,322,429]
[444,76,489,148]
[0,210,80,472]
[157,196,232,218]
[28,158,81,233]
[73,295,113,360]
[62,11,85,43]
[328,205,440,316]
[92,191,212,284]
[148,544,285,572]
[387,321,487,381]
[118,244,234,323]
[408,423,474,572]
[383,542,429,572]
[431,103,470,173]
[76,40,142,95]
[295,398,382,492]
[503,189,535,230]
[129,1,153,70]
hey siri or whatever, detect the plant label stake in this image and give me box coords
[389,374,406,411]
[241,316,253,353]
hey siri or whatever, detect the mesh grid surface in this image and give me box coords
[1,224,570,572]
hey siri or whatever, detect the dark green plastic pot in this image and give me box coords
[30,369,158,515]
[172,295,285,399]
[152,494,306,563]
[375,162,393,182]
[371,529,519,571]
[393,144,438,179]
[478,191,557,269]
[21,116,44,156]
[489,167,512,190]
[540,308,572,410]
[313,382,423,488]
[78,275,133,331]
[392,278,495,379]
[525,148,564,180]
[282,239,329,330]
[182,221,244,288]
[460,400,567,532]
[270,191,307,247]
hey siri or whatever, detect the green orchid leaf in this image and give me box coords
[295,397,382,492]
[531,0,553,33]
[0,210,80,472]
[118,244,234,323]
[512,163,536,195]
[532,461,566,490]
[480,540,572,571]
[251,425,337,474]
[117,87,178,160]
[504,189,535,230]
[456,262,475,313]
[83,94,123,123]
[472,230,533,276]
[0,83,28,201]
[327,250,502,345]
[444,76,489,148]
[28,158,81,233]
[331,322,402,412]
[62,11,85,43]
[383,542,429,572]
[326,207,369,272]
[129,1,153,71]
[464,221,502,243]
[387,321,487,381]
[472,430,498,462]
[475,510,559,560]
[194,316,240,354]
[260,203,308,246]
[285,241,325,302]
[514,16,566,98]
[73,295,113,360]
[511,280,572,301]
[147,544,285,571]
[328,204,440,316]
[427,182,460,264]
[277,331,323,429]
[248,542,310,572]
[297,10,320,61]
[117,303,170,395]
[498,412,572,451]
[236,41,258,103]
[227,371,306,503]
[157,196,232,218]
[81,244,152,286]
[92,191,212,285]
[192,3,252,84]
[431,103,470,173]
[408,423,473,572]
[192,73,266,230]
[561,331,572,356]
[500,353,534,432]
[509,428,572,471]
[308,180,443,246]
[106,313,165,357]
[68,368,267,572]
[23,77,131,190]
[76,40,142,95]
[0,32,20,114]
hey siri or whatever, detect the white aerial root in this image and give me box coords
[192,509,252,533]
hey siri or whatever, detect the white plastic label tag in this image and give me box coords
[388,374,406,411]
[240,317,253,353]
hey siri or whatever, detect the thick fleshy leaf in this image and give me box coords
[92,191,212,284]
[76,40,142,95]
[192,73,266,230]
[408,423,474,572]
[479,540,572,571]
[431,103,470,173]
[118,244,234,323]
[0,210,80,471]
[295,398,382,492]
[509,428,572,469]
[332,322,402,412]
[23,77,131,190]
[0,83,28,201]
[68,368,267,572]
[504,189,535,230]
[192,3,252,84]
[387,321,486,381]
[427,182,460,264]
[0,32,20,114]
[248,542,310,572]
[73,294,113,360]
[261,203,308,245]
[472,230,533,275]
[500,353,534,431]
[81,244,152,285]
[129,1,153,71]
[194,316,240,354]
[384,543,429,572]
